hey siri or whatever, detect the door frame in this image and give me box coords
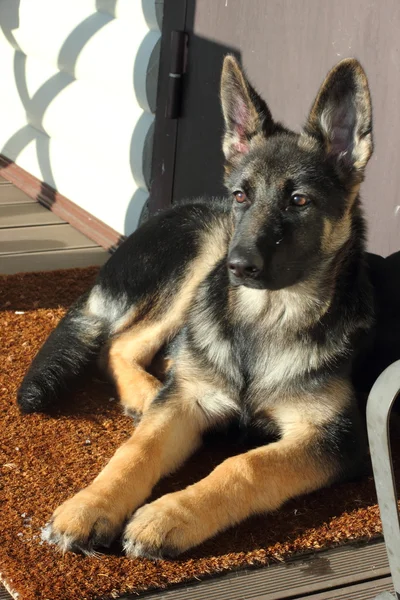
[149,0,187,214]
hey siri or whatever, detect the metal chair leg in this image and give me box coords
[367,360,400,600]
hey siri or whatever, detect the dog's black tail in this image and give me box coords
[17,292,108,413]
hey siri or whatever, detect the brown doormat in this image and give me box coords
[0,268,398,600]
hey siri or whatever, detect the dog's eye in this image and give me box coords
[290,194,310,207]
[233,191,247,203]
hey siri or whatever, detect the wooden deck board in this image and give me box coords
[296,576,394,599]
[0,246,108,274]
[0,203,64,228]
[0,587,12,600]
[0,224,99,255]
[0,185,35,204]
[120,539,392,600]
[0,180,109,275]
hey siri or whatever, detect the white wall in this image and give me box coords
[0,0,162,235]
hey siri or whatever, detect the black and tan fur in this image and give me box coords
[18,56,375,559]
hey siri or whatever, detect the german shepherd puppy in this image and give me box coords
[18,56,374,558]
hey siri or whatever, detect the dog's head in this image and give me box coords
[220,56,373,290]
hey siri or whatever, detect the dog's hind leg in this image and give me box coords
[17,291,108,413]
[17,204,230,415]
[107,323,173,420]
[107,241,229,419]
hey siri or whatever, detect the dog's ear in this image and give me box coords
[304,58,373,179]
[220,55,274,162]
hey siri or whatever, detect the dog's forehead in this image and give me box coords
[226,133,330,194]
[254,134,319,176]
[228,134,321,191]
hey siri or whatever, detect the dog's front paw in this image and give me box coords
[42,489,124,554]
[123,495,197,559]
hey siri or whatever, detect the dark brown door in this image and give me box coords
[169,0,400,256]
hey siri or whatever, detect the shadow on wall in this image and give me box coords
[0,0,155,233]
[171,0,241,202]
[126,0,241,232]
[0,1,110,189]
[0,0,240,236]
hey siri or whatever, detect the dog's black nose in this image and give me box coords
[227,247,263,279]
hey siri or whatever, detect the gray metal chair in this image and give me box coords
[367,360,400,600]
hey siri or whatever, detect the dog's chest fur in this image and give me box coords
[186,261,348,417]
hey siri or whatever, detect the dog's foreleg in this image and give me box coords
[42,385,208,554]
[123,419,339,558]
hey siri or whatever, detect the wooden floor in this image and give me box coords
[0,176,109,274]
[127,540,395,600]
[0,179,396,600]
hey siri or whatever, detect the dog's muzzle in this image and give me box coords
[227,246,264,284]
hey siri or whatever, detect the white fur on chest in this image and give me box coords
[234,286,344,404]
[251,337,324,394]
